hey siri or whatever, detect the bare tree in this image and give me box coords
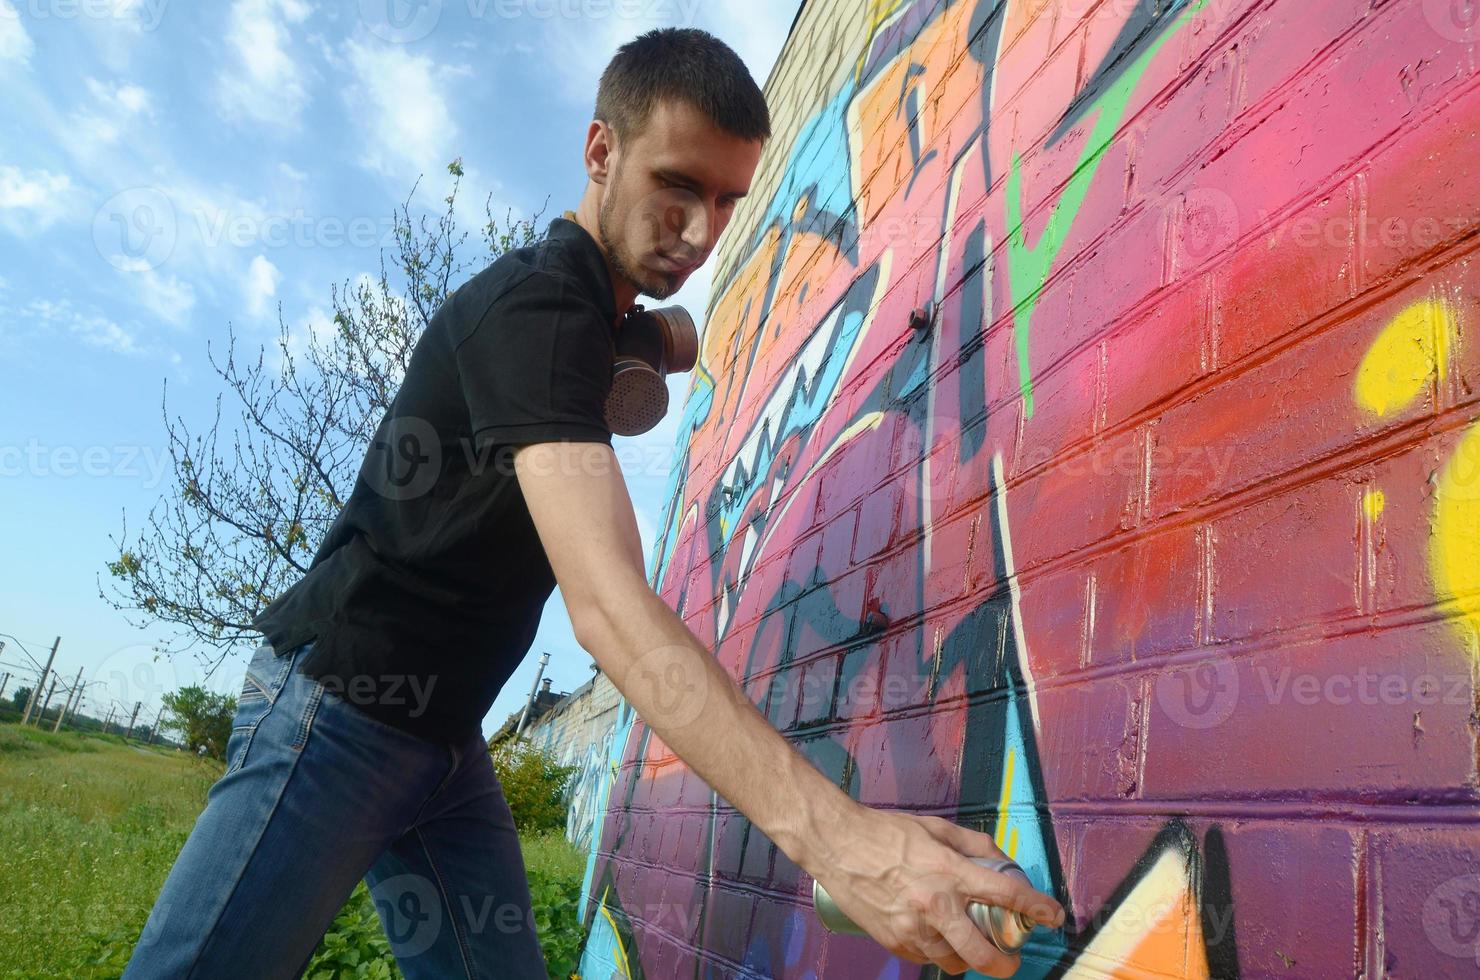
[103,160,548,670]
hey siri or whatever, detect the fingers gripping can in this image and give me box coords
[812,857,1038,954]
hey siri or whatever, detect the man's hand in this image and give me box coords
[812,809,1064,977]
[513,441,1063,975]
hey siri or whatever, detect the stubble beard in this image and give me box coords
[597,158,683,302]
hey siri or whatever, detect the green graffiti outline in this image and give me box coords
[1005,0,1206,417]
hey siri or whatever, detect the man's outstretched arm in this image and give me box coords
[513,441,1064,978]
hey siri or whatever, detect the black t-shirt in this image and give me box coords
[250,214,620,744]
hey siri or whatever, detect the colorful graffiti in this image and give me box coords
[580,0,1480,976]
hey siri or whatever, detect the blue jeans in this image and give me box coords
[121,640,548,980]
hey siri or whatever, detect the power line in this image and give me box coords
[0,634,48,673]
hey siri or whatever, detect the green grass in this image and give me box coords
[520,829,588,879]
[0,722,588,979]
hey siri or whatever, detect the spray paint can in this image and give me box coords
[811,857,1039,954]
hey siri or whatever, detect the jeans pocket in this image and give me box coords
[225,644,287,773]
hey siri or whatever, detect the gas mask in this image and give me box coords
[604,303,699,436]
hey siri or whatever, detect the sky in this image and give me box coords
[0,0,794,740]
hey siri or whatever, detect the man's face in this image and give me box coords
[596,99,763,300]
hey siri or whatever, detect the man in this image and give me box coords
[123,27,1062,980]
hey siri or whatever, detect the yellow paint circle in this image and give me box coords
[1355,299,1453,417]
[1433,422,1480,647]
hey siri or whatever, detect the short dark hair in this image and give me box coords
[595,27,771,147]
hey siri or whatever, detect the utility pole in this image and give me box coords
[53,667,84,733]
[125,701,141,741]
[147,705,165,745]
[20,636,60,725]
[0,671,9,703]
[36,676,58,726]
[514,652,551,739]
[102,706,115,735]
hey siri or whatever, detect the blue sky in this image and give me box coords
[0,0,792,738]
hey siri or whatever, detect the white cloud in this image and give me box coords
[342,39,457,183]
[278,161,307,182]
[87,77,152,115]
[23,297,184,366]
[216,0,313,129]
[116,257,196,326]
[0,1,34,66]
[0,165,76,233]
[245,253,280,318]
[29,298,141,355]
[68,78,154,155]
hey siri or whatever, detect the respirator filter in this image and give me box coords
[605,304,699,436]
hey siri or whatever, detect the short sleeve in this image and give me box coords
[455,270,615,451]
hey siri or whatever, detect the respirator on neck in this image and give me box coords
[604,303,699,436]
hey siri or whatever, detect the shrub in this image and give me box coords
[489,741,577,834]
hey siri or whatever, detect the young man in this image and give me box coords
[123,28,1062,980]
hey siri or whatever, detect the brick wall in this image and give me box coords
[578,1,1480,976]
[519,671,622,849]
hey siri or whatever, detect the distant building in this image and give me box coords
[489,669,621,850]
[489,677,568,744]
